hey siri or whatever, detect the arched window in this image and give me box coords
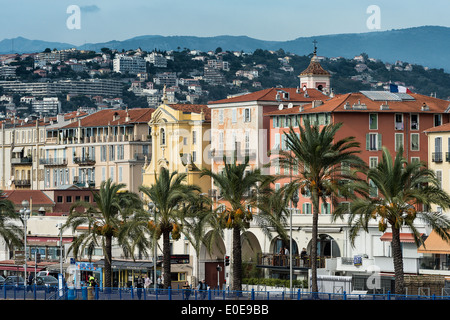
[160,128,166,145]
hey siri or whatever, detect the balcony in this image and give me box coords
[256,253,326,269]
[74,156,96,166]
[211,149,257,161]
[14,179,31,187]
[432,152,443,163]
[11,156,32,165]
[73,176,95,188]
[39,158,67,166]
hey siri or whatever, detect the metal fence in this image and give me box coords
[2,285,450,301]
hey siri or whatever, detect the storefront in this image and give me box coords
[72,261,103,288]
[93,259,160,288]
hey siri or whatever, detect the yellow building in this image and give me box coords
[425,122,450,214]
[143,101,212,194]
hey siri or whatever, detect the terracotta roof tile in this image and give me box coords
[2,190,55,206]
[264,91,450,116]
[299,55,330,76]
[62,108,154,128]
[208,87,328,105]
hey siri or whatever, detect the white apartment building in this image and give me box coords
[145,52,167,68]
[113,55,147,74]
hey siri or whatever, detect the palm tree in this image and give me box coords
[139,167,201,289]
[0,192,23,252]
[333,146,450,295]
[64,179,142,289]
[180,193,216,283]
[201,155,270,291]
[276,119,366,294]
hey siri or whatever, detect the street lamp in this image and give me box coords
[290,191,299,293]
[56,223,63,275]
[148,202,156,290]
[19,200,31,287]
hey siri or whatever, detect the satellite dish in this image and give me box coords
[24,118,28,123]
[278,104,284,110]
[303,86,306,91]
[288,103,293,108]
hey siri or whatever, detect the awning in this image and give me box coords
[12,147,23,153]
[380,232,422,243]
[418,230,450,254]
[93,259,158,270]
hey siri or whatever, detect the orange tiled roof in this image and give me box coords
[62,108,154,128]
[424,122,450,133]
[264,91,450,116]
[208,87,328,105]
[2,190,54,205]
[299,55,330,76]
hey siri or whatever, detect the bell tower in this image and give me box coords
[299,40,331,93]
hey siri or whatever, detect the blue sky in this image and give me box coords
[0,0,449,45]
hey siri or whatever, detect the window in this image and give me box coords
[369,113,377,130]
[302,203,311,214]
[192,131,197,145]
[84,196,90,202]
[244,131,250,154]
[192,151,197,163]
[411,114,419,130]
[243,108,251,122]
[411,157,420,163]
[395,133,404,151]
[218,131,224,152]
[436,170,442,189]
[160,128,166,145]
[274,133,280,150]
[232,109,237,123]
[411,133,419,151]
[321,202,331,214]
[369,157,378,169]
[395,114,404,130]
[434,137,442,162]
[366,133,381,151]
[57,196,63,203]
[369,180,378,198]
[434,114,442,127]
[66,196,72,203]
[219,110,224,124]
[109,145,115,161]
[101,146,106,161]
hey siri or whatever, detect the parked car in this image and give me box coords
[0,275,5,286]
[35,276,59,291]
[4,276,24,288]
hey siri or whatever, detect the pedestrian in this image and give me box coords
[182,281,191,300]
[197,279,207,300]
[136,275,144,300]
[157,275,162,289]
[27,273,33,292]
[144,275,152,291]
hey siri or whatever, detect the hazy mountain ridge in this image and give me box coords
[1,26,449,70]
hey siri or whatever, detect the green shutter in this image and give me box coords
[366,133,370,150]
[378,133,382,150]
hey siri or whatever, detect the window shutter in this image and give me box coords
[366,133,370,150]
[377,133,382,150]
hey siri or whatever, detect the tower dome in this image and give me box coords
[299,41,331,93]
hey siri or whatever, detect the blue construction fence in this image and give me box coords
[2,285,450,300]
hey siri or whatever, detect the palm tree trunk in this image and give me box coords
[232,225,242,291]
[311,189,320,294]
[391,226,405,295]
[105,235,112,289]
[163,230,171,289]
